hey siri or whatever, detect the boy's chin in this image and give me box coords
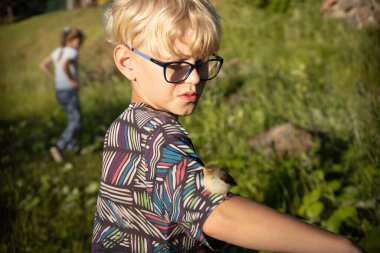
[175,106,197,117]
[181,111,194,116]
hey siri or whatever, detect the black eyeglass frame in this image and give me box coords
[128,47,224,84]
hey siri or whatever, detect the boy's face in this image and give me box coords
[130,39,207,117]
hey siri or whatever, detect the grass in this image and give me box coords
[1,1,379,252]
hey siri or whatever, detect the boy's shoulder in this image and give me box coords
[118,102,182,132]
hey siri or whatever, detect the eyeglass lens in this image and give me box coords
[165,59,221,83]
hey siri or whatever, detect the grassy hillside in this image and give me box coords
[1,1,379,252]
[0,7,121,121]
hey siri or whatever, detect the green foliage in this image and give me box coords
[256,0,293,13]
[359,226,380,253]
[1,1,379,252]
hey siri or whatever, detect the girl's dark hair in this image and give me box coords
[60,26,85,47]
[58,26,85,60]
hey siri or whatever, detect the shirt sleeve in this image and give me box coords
[143,121,233,247]
[65,47,78,60]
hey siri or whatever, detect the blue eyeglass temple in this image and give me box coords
[129,47,221,67]
[131,48,162,65]
[131,47,205,68]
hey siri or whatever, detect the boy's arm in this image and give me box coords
[203,196,363,253]
[39,56,54,80]
[63,58,79,88]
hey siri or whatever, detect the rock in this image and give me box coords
[321,0,380,29]
[248,123,316,156]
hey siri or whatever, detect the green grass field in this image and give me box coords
[1,1,379,252]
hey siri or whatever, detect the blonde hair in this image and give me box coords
[103,0,221,59]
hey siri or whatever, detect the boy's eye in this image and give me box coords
[167,62,189,71]
[166,63,192,82]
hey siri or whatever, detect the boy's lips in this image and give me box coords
[178,92,198,102]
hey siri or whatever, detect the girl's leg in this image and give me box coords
[56,89,81,151]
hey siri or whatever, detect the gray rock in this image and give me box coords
[321,0,380,29]
[248,123,316,156]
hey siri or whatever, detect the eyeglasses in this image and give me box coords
[129,47,223,84]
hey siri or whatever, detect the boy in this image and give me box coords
[92,0,363,252]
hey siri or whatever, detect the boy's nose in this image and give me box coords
[186,67,201,84]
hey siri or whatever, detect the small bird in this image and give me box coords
[202,164,237,196]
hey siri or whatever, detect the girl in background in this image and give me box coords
[39,26,85,163]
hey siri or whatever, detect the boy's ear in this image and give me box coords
[113,45,135,81]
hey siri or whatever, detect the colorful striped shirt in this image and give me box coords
[92,102,231,252]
